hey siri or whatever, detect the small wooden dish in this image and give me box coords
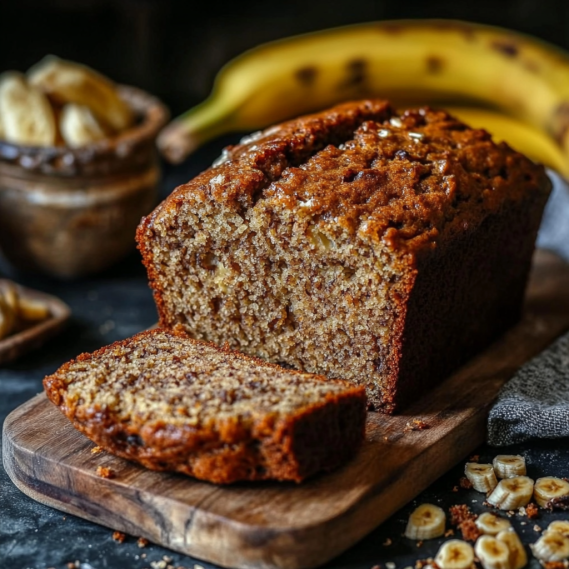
[0,281,71,365]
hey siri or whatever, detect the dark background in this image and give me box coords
[1,0,569,116]
[1,2,569,568]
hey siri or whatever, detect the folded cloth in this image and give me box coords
[488,172,569,446]
[488,332,569,446]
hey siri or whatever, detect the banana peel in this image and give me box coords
[158,20,569,177]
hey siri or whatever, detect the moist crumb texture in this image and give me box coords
[43,329,367,483]
[137,99,551,412]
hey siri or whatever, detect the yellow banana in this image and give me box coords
[158,20,569,177]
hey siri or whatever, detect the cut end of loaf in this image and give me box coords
[137,99,551,413]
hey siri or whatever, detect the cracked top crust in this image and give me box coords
[144,100,550,252]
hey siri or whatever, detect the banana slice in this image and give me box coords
[487,476,534,510]
[0,72,56,146]
[405,503,446,540]
[497,529,527,569]
[28,56,132,131]
[492,456,526,479]
[465,463,498,493]
[531,530,569,561]
[59,103,108,147]
[435,539,475,569]
[534,477,569,508]
[17,296,50,322]
[475,513,512,536]
[475,535,512,569]
[548,521,569,537]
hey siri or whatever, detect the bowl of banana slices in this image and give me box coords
[0,56,169,279]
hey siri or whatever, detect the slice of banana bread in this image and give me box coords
[137,100,551,413]
[43,328,367,484]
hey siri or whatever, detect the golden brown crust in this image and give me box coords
[43,329,367,484]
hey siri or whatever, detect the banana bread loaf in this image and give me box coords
[137,100,551,412]
[43,328,367,483]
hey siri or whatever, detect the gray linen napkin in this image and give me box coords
[487,171,569,446]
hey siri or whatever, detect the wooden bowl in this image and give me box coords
[0,281,70,364]
[0,86,169,279]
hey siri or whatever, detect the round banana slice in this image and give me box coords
[497,529,527,569]
[60,103,108,147]
[28,56,132,131]
[492,455,526,479]
[487,476,534,510]
[0,72,56,146]
[548,521,569,537]
[435,539,475,569]
[534,477,569,508]
[475,512,512,536]
[405,503,446,540]
[465,463,498,493]
[475,535,511,569]
[531,530,569,561]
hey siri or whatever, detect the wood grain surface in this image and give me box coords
[4,250,569,569]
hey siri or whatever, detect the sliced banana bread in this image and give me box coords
[43,328,367,484]
[137,100,551,412]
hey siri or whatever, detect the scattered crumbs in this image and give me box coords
[91,446,103,455]
[469,455,480,462]
[150,561,167,569]
[404,419,430,432]
[383,538,392,546]
[459,519,482,542]
[163,557,173,564]
[526,503,539,519]
[459,477,473,490]
[507,511,514,517]
[404,566,414,569]
[482,501,491,508]
[62,516,66,520]
[444,529,455,537]
[449,504,475,526]
[138,537,149,548]
[371,565,381,569]
[96,465,115,479]
[521,521,527,526]
[415,559,435,569]
[141,554,147,559]
[452,486,459,493]
[135,555,139,560]
[416,540,424,548]
[534,524,542,532]
[194,565,205,569]
[471,500,478,503]
[112,531,126,543]
[518,507,526,516]
[386,563,396,569]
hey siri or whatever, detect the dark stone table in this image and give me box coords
[1,144,568,569]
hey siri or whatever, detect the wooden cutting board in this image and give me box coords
[4,250,569,569]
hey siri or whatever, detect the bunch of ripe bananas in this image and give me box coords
[0,56,132,148]
[158,20,569,178]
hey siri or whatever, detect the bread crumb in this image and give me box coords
[91,445,103,454]
[534,524,542,532]
[404,419,430,432]
[452,486,459,492]
[137,537,149,548]
[96,465,114,479]
[444,529,455,537]
[458,519,482,542]
[526,502,539,519]
[459,477,473,490]
[112,531,126,543]
[449,504,475,526]
[383,538,392,546]
[386,563,396,569]
[417,540,424,548]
